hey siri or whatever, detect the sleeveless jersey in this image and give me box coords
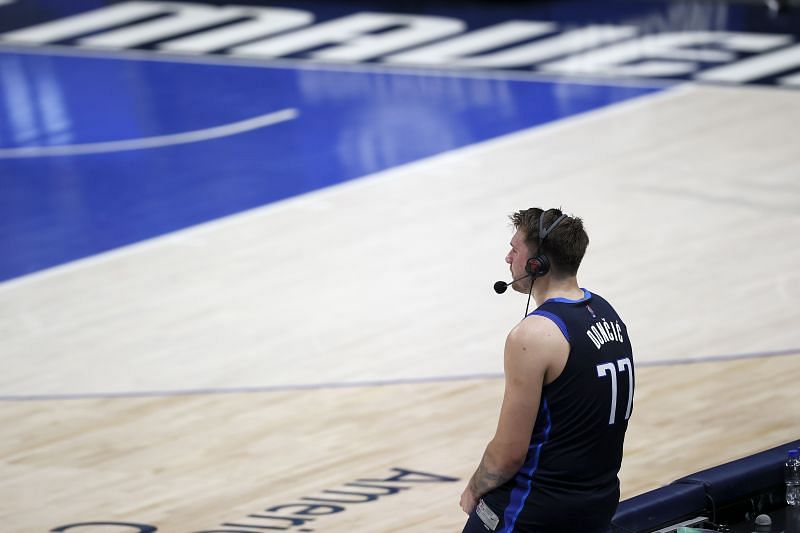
[482,289,634,533]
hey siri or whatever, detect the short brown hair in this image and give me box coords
[509,207,589,276]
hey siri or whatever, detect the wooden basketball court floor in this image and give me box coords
[2,6,800,533]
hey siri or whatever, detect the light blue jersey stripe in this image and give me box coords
[543,288,592,304]
[502,397,552,532]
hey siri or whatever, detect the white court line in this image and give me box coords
[0,83,694,292]
[3,346,799,401]
[0,107,298,158]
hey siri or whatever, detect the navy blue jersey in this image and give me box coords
[482,289,634,533]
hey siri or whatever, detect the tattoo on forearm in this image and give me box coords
[468,455,517,497]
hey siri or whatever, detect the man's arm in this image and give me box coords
[460,316,567,514]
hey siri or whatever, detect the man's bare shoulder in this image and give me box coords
[505,314,570,384]
[507,314,568,352]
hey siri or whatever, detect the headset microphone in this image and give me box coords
[493,273,532,294]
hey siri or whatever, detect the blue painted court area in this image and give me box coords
[0,50,663,281]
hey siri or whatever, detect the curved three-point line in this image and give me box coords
[0,107,298,158]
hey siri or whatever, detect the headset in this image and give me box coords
[493,209,570,307]
[525,210,568,278]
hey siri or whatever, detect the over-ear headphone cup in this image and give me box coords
[526,255,551,277]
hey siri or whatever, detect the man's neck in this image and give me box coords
[532,277,584,306]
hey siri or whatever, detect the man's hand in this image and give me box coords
[460,485,478,514]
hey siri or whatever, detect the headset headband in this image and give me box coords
[538,211,568,248]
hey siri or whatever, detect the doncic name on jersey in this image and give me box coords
[0,1,799,87]
[586,316,625,350]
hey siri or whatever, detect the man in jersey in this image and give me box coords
[460,208,634,533]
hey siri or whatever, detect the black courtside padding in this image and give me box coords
[673,439,800,517]
[611,439,800,532]
[674,440,800,503]
[611,482,707,532]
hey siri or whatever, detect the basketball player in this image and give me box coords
[460,208,634,533]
